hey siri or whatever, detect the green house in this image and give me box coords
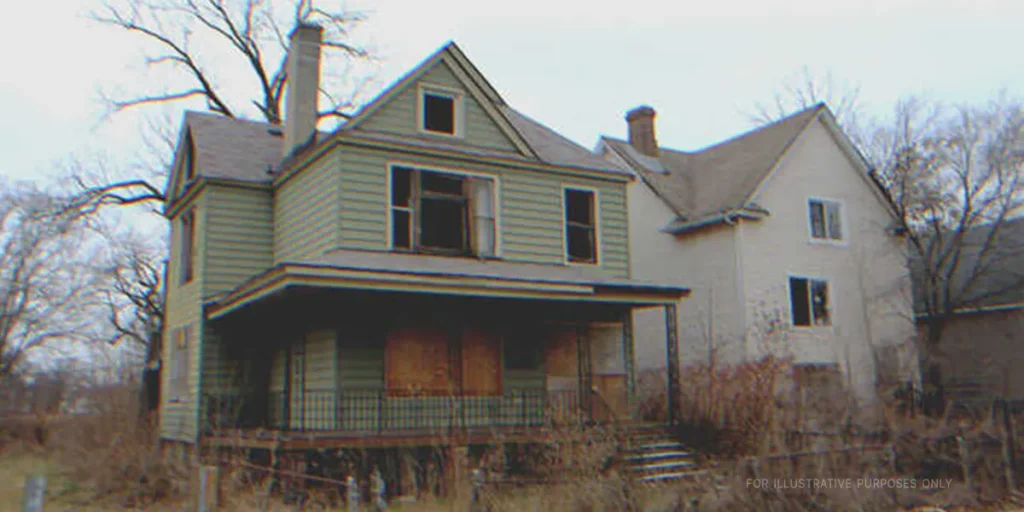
[159,26,688,461]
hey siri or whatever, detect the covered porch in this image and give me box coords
[199,253,687,446]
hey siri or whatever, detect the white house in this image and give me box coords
[596,104,918,402]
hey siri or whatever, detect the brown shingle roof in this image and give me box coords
[602,104,825,226]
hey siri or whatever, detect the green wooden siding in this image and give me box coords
[332,146,630,277]
[160,192,207,443]
[274,151,341,263]
[357,59,519,153]
[202,184,274,297]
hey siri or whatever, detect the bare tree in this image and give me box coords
[749,66,863,130]
[866,96,1024,409]
[71,0,374,213]
[0,181,103,378]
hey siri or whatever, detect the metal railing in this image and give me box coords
[204,388,584,433]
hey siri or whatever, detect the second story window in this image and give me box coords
[789,276,831,327]
[179,209,195,285]
[390,166,496,257]
[564,188,598,264]
[808,198,843,241]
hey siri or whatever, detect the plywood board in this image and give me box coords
[461,327,501,396]
[544,327,578,378]
[593,374,628,421]
[385,326,451,395]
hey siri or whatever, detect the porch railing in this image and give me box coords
[203,388,582,433]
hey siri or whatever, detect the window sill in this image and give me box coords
[416,128,463,140]
[808,237,848,248]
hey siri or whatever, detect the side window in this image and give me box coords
[809,199,843,241]
[789,277,831,327]
[180,210,195,285]
[564,188,598,264]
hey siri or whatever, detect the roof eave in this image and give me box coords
[662,207,769,234]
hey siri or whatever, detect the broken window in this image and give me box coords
[789,277,831,327]
[390,166,496,256]
[422,90,457,135]
[809,199,843,241]
[564,188,597,263]
[180,209,195,285]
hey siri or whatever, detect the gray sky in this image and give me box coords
[1,0,1022,186]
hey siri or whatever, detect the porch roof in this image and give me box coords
[206,249,689,320]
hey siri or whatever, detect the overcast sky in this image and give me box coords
[2,0,1022,188]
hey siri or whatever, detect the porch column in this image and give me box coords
[621,312,637,420]
[664,304,681,426]
[575,324,593,421]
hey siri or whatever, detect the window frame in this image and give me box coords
[168,326,190,403]
[807,197,847,245]
[386,162,502,257]
[179,209,196,285]
[416,84,464,138]
[787,275,833,328]
[561,185,601,266]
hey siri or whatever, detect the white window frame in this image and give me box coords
[561,184,601,266]
[416,83,464,138]
[179,209,196,285]
[385,162,502,257]
[786,274,834,329]
[807,197,847,245]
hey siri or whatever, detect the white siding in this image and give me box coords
[625,176,743,370]
[738,119,917,401]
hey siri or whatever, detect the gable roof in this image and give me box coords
[170,42,628,192]
[601,104,825,231]
[336,41,627,175]
[911,217,1024,315]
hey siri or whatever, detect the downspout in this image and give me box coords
[732,217,748,363]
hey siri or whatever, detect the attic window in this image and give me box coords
[420,87,460,136]
[564,188,598,264]
[809,198,843,241]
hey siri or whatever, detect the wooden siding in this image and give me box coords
[302,329,337,430]
[274,151,341,263]
[357,59,519,153]
[202,184,274,296]
[160,192,207,443]
[333,146,630,277]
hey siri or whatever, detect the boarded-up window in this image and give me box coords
[462,327,501,396]
[564,188,597,263]
[169,326,191,402]
[385,326,451,395]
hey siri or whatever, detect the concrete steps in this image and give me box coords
[620,424,706,485]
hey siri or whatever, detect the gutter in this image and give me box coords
[662,208,768,234]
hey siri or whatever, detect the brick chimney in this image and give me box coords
[626,106,658,157]
[283,24,323,158]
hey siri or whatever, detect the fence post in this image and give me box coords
[197,465,221,512]
[347,475,361,512]
[957,435,972,491]
[21,475,45,512]
[1000,399,1017,490]
[469,468,485,512]
[370,468,387,511]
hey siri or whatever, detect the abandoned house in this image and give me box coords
[597,104,920,405]
[159,26,689,493]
